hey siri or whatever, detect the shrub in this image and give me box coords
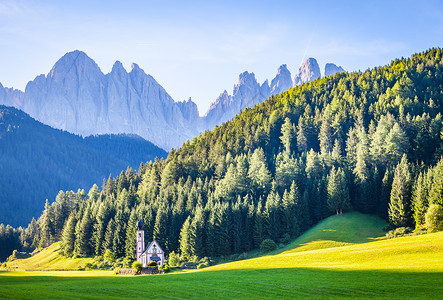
[114,267,120,275]
[386,227,413,238]
[1,262,7,268]
[122,258,131,268]
[168,251,180,267]
[279,233,291,244]
[84,262,94,270]
[260,239,277,253]
[148,260,157,267]
[104,249,115,262]
[132,261,143,274]
[197,262,209,269]
[425,204,443,233]
[162,263,170,273]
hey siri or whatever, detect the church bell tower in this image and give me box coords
[136,219,145,264]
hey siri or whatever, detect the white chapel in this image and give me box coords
[136,219,165,267]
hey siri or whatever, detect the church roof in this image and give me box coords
[142,240,164,255]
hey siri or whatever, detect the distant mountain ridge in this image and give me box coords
[0,105,167,226]
[0,51,345,150]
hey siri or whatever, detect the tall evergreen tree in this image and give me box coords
[327,167,351,214]
[60,213,76,256]
[388,155,413,227]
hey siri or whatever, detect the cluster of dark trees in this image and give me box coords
[0,106,167,227]
[1,48,443,262]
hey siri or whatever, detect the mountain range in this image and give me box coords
[0,105,167,226]
[0,51,345,150]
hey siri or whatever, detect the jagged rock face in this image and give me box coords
[325,63,346,77]
[294,57,321,86]
[0,50,343,150]
[177,98,200,121]
[204,72,268,129]
[204,65,293,130]
[0,82,24,109]
[7,50,199,150]
[269,64,293,96]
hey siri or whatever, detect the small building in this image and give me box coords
[136,220,165,267]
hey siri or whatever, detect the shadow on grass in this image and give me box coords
[1,267,441,299]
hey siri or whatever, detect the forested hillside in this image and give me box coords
[0,106,167,227]
[2,48,443,263]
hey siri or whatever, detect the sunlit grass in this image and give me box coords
[6,242,93,270]
[1,213,442,299]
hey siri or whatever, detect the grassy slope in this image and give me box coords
[6,242,93,270]
[1,213,442,299]
[281,212,387,253]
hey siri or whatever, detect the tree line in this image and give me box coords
[1,48,443,262]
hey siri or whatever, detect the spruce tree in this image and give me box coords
[60,213,76,256]
[412,172,429,227]
[125,209,138,261]
[179,216,193,258]
[327,167,350,214]
[39,200,54,248]
[388,155,413,227]
[102,218,115,255]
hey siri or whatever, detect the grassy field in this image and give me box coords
[6,242,93,270]
[1,213,442,299]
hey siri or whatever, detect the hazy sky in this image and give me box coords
[1,0,442,114]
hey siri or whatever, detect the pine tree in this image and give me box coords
[93,202,110,256]
[74,207,94,256]
[281,181,300,236]
[153,205,170,252]
[125,209,138,261]
[248,148,271,196]
[385,123,410,165]
[102,218,115,254]
[39,199,54,248]
[388,155,413,227]
[280,117,295,154]
[327,167,350,214]
[429,159,443,206]
[179,216,193,258]
[296,118,308,153]
[412,172,429,227]
[60,213,76,256]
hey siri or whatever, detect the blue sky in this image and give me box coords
[0,0,442,114]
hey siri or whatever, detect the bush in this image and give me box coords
[148,260,157,267]
[122,258,131,268]
[260,239,277,253]
[1,262,7,268]
[132,261,143,274]
[84,262,94,270]
[425,204,443,233]
[168,251,180,267]
[114,267,120,275]
[104,249,115,262]
[279,233,291,244]
[197,262,209,269]
[162,263,170,273]
[386,227,413,238]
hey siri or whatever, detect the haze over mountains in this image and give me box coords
[0,51,345,150]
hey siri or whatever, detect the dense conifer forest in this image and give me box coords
[0,106,167,228]
[2,48,443,262]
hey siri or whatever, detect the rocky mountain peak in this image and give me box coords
[270,64,293,95]
[294,57,321,86]
[111,61,126,75]
[325,63,346,77]
[49,50,102,80]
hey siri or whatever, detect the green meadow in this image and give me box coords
[1,213,442,299]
